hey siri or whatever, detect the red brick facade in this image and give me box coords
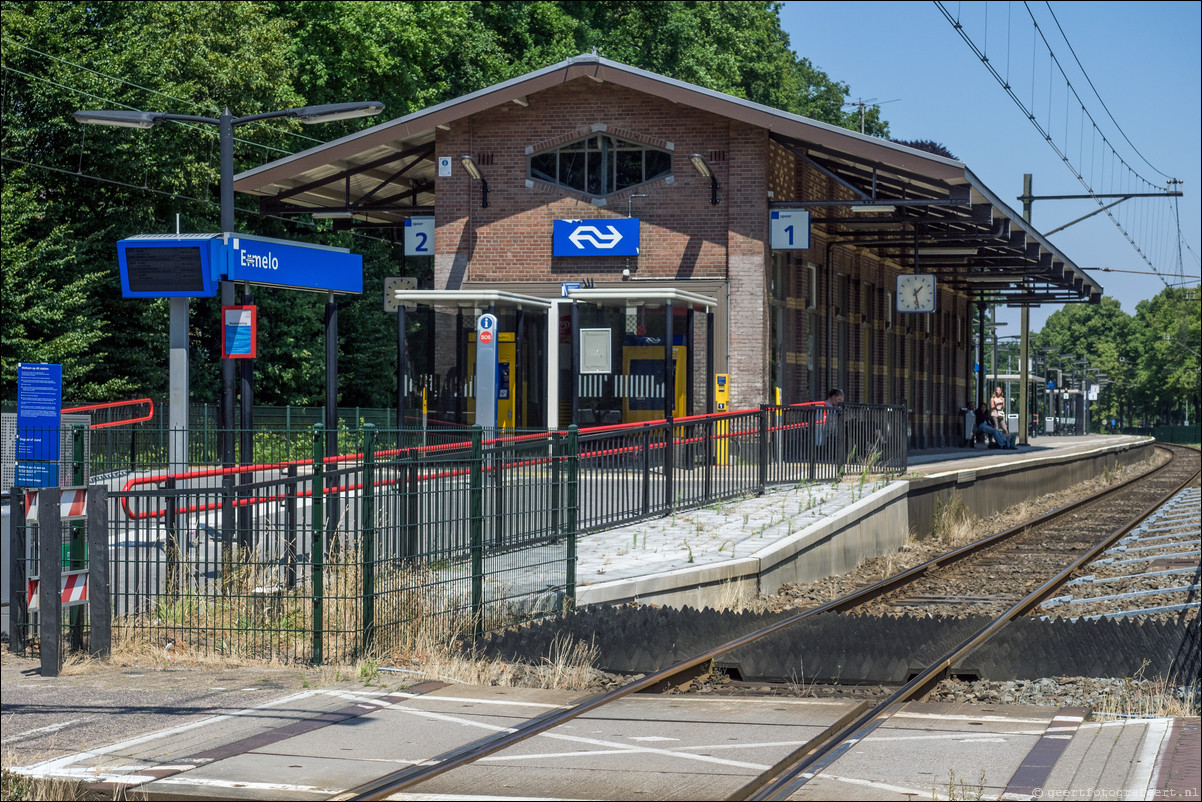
[427,76,973,445]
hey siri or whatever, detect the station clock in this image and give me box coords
[896,273,937,313]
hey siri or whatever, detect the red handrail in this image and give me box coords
[116,404,832,520]
[62,398,155,429]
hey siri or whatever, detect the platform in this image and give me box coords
[573,434,1156,608]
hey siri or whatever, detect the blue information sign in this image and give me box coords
[552,219,640,257]
[117,234,362,297]
[16,363,62,487]
[227,235,362,294]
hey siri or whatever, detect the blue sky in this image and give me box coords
[778,0,1202,333]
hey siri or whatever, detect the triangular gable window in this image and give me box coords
[529,135,671,196]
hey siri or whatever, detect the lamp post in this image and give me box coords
[74,101,383,530]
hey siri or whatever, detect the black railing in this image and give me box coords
[7,403,905,664]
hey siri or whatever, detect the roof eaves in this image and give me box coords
[236,53,968,193]
[962,167,1101,297]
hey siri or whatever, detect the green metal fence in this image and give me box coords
[8,403,904,665]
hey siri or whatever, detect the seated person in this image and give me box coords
[974,403,1014,449]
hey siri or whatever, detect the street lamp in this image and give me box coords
[75,101,383,536]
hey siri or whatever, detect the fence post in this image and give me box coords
[310,424,325,666]
[492,432,505,549]
[165,476,180,598]
[285,464,297,589]
[758,405,769,495]
[405,450,419,559]
[550,431,561,540]
[87,485,110,659]
[641,424,651,517]
[38,487,62,677]
[362,424,376,655]
[565,425,578,612]
[703,415,713,502]
[9,487,26,653]
[69,424,86,652]
[664,418,675,514]
[470,425,484,636]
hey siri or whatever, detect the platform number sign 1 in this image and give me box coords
[404,217,435,256]
[770,210,811,250]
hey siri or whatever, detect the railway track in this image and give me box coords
[336,444,1200,802]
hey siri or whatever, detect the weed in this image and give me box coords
[1095,661,1201,717]
[930,493,976,548]
[1,767,88,802]
[939,768,986,801]
[682,539,694,563]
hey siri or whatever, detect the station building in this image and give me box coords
[234,54,1099,448]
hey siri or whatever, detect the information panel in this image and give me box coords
[16,363,62,487]
[475,314,499,430]
[222,306,258,359]
[117,237,219,298]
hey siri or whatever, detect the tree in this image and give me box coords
[1130,288,1201,426]
[3,0,894,406]
[891,139,958,160]
[1034,298,1135,429]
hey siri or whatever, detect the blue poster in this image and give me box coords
[16,363,62,487]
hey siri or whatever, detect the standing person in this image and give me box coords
[990,386,1008,433]
[816,388,845,465]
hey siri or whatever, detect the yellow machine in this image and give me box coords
[622,345,686,422]
[714,373,730,463]
[467,332,519,430]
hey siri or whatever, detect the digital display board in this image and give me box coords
[125,246,206,293]
[117,237,218,298]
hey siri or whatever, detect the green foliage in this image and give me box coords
[1033,291,1200,427]
[3,0,889,405]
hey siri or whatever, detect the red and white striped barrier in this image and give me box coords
[26,570,89,611]
[24,488,88,522]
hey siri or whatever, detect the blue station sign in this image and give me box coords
[553,218,640,257]
[227,235,362,294]
[115,234,363,297]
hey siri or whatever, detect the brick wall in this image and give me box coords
[427,75,975,442]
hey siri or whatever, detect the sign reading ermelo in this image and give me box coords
[226,235,362,294]
[16,363,62,487]
[116,233,363,298]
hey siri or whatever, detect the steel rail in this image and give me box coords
[731,450,1200,801]
[334,445,1184,802]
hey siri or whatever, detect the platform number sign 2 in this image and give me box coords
[769,210,811,250]
[404,217,435,256]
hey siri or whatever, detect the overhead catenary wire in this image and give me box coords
[1041,2,1174,180]
[934,1,1192,288]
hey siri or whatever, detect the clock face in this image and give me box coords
[896,273,937,313]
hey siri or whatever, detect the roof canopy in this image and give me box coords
[234,54,1099,306]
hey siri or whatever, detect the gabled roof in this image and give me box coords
[234,53,1099,305]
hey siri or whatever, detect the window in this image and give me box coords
[529,135,672,197]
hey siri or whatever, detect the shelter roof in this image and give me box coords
[234,54,1099,306]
